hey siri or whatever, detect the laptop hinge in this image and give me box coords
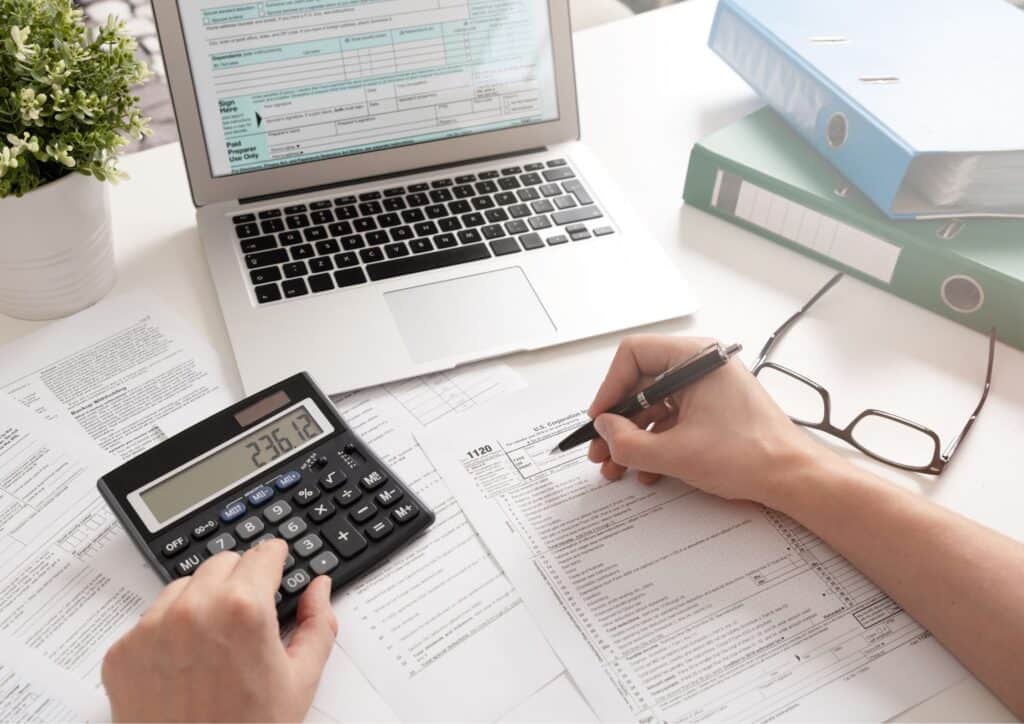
[239,147,548,206]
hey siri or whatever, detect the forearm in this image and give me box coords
[767,452,1024,717]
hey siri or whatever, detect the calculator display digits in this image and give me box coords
[98,373,434,622]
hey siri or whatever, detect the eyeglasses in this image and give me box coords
[752,273,995,476]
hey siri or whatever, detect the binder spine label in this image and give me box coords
[711,169,902,283]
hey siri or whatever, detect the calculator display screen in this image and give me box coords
[139,407,324,525]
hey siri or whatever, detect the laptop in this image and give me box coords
[153,0,697,394]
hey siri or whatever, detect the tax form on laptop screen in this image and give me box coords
[176,0,560,178]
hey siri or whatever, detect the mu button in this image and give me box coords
[321,519,367,560]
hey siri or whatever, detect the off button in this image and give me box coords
[161,535,189,558]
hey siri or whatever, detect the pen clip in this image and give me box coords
[654,342,724,382]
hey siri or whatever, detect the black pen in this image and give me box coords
[551,342,743,453]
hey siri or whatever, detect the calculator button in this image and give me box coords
[279,516,308,540]
[319,469,347,490]
[161,535,189,558]
[314,455,329,469]
[351,503,377,523]
[207,532,237,555]
[322,519,368,559]
[235,516,265,541]
[335,485,362,508]
[246,485,275,507]
[310,551,340,576]
[293,484,321,507]
[282,568,311,595]
[309,500,336,523]
[284,553,295,571]
[366,518,394,541]
[264,500,292,524]
[275,470,303,490]
[375,486,403,507]
[219,500,247,523]
[191,518,219,541]
[360,470,387,491]
[174,552,204,577]
[392,503,420,525]
[293,533,324,558]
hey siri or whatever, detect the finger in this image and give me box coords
[588,437,610,463]
[230,538,288,598]
[588,336,713,417]
[140,577,191,622]
[186,549,242,591]
[601,458,626,481]
[593,413,674,473]
[287,576,339,686]
[638,471,662,485]
[589,399,672,466]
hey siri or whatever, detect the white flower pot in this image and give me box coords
[0,172,116,320]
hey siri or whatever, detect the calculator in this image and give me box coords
[97,372,434,621]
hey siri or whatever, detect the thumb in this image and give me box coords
[287,575,338,685]
[593,413,669,472]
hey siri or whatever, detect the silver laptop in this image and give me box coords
[153,0,697,394]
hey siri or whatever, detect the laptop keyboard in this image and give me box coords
[232,159,616,304]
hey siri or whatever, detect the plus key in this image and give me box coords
[321,518,367,560]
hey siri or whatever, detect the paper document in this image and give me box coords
[328,363,565,722]
[422,382,967,722]
[0,292,240,458]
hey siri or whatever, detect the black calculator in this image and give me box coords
[98,372,434,621]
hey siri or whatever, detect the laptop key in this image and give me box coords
[340,235,364,250]
[310,257,333,273]
[494,192,517,206]
[458,229,482,244]
[384,242,409,258]
[311,210,333,224]
[383,186,405,197]
[429,188,453,203]
[562,179,594,205]
[528,215,552,230]
[407,192,429,207]
[490,238,521,256]
[334,252,359,268]
[241,236,276,254]
[517,187,540,201]
[360,247,384,264]
[255,283,282,304]
[594,226,615,236]
[430,178,453,188]
[553,195,577,210]
[485,208,509,223]
[285,204,308,214]
[505,220,529,235]
[498,177,520,190]
[401,208,426,223]
[455,174,476,184]
[552,206,603,226]
[407,183,429,192]
[246,249,289,268]
[359,201,383,216]
[570,229,592,241]
[439,217,461,231]
[282,279,308,298]
[251,267,282,284]
[433,233,458,248]
[316,239,340,255]
[328,221,352,236]
[310,200,333,210]
[390,226,414,241]
[478,170,499,180]
[453,184,475,199]
[471,196,495,210]
[334,268,368,288]
[291,244,315,260]
[358,191,381,201]
[334,196,356,206]
[308,273,334,293]
[286,214,310,229]
[482,224,505,240]
[531,199,554,214]
[519,233,545,250]
[448,200,471,215]
[524,162,545,171]
[415,221,439,236]
[501,166,522,176]
[378,212,401,227]
[425,204,447,219]
[546,234,569,246]
[520,172,543,186]
[475,180,498,194]
[354,218,377,232]
[283,262,308,278]
[546,158,568,167]
[410,238,433,254]
[366,244,492,281]
[279,231,302,245]
[261,218,285,234]
[366,230,389,245]
[461,212,485,227]
[539,183,561,197]
[258,209,281,219]
[383,197,406,211]
[543,167,575,182]
[509,204,531,218]
[303,226,327,242]
[335,205,358,219]
[236,222,259,239]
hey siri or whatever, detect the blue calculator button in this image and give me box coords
[246,486,275,506]
[275,471,302,490]
[220,500,247,523]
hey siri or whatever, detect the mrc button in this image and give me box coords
[360,470,387,490]
[220,500,247,523]
[161,535,189,558]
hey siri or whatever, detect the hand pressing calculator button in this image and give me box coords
[98,372,434,623]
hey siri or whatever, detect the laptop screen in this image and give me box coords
[176,0,560,178]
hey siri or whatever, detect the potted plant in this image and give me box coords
[0,0,150,320]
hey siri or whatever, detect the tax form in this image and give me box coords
[422,381,968,723]
[328,363,565,722]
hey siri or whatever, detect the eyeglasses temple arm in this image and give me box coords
[755,273,844,368]
[942,327,996,461]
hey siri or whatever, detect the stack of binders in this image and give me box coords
[684,0,1024,349]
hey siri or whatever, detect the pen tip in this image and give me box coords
[549,446,561,455]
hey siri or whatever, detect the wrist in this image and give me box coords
[757,434,861,515]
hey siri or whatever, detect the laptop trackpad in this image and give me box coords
[384,267,555,364]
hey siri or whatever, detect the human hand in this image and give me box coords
[588,335,832,506]
[102,539,338,722]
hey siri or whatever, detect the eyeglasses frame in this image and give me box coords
[751,273,995,476]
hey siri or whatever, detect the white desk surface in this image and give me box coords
[1,1,1019,721]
